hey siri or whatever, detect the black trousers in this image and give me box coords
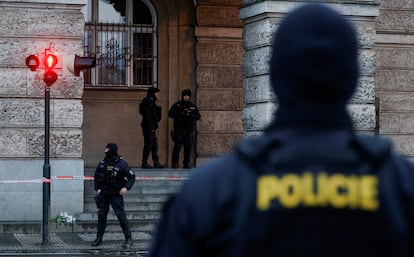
[172,131,193,166]
[96,194,131,240]
[142,129,159,163]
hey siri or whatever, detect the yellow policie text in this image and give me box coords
[257,172,379,211]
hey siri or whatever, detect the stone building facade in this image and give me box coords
[241,1,378,135]
[0,0,413,221]
[0,0,86,221]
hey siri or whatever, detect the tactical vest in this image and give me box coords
[231,136,411,257]
[96,158,125,194]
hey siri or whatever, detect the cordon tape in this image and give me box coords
[0,176,188,184]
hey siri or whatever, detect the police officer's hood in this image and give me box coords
[147,87,160,101]
[181,89,191,99]
[180,89,192,106]
[270,4,359,129]
[105,143,119,160]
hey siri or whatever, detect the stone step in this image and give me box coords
[0,219,158,234]
[84,180,185,189]
[84,168,194,176]
[84,184,183,195]
[0,169,191,234]
[0,210,163,234]
[84,194,170,203]
[83,169,188,213]
[84,202,165,212]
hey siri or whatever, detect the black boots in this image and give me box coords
[142,161,165,169]
[153,161,165,169]
[141,162,152,169]
[91,236,103,246]
[92,235,133,249]
[122,238,133,249]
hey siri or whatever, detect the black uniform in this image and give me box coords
[168,89,201,168]
[93,143,135,248]
[148,4,414,257]
[139,87,163,168]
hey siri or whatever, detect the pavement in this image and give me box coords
[0,231,150,255]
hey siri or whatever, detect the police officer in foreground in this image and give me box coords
[92,143,135,249]
[148,3,414,257]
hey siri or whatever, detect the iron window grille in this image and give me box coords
[82,0,157,89]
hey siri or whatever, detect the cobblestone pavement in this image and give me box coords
[0,231,150,255]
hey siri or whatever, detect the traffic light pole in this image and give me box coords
[25,49,94,245]
[25,48,61,245]
[42,86,51,245]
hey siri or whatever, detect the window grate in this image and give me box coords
[83,22,154,89]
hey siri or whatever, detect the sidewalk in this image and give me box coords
[0,168,192,254]
[0,231,150,254]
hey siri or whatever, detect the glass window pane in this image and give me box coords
[98,31,127,85]
[133,33,152,85]
[99,0,126,24]
[133,0,152,24]
[83,30,93,84]
[83,0,156,88]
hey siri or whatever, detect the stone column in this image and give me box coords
[240,1,379,136]
[376,0,414,157]
[0,0,86,221]
[195,0,244,164]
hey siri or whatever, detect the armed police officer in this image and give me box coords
[168,89,201,169]
[139,87,165,169]
[92,143,135,249]
[148,3,414,257]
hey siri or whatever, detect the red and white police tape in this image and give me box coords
[0,175,188,184]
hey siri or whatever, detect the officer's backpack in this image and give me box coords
[231,135,411,257]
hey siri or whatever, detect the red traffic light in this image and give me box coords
[43,70,58,87]
[44,54,58,70]
[26,55,40,71]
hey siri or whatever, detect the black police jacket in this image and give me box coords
[94,155,135,196]
[168,100,200,133]
[147,127,414,257]
[140,96,162,131]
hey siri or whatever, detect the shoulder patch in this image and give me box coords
[129,170,134,175]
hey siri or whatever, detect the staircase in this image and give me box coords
[76,168,192,233]
[0,168,192,250]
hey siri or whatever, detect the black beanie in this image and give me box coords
[105,143,118,156]
[182,89,192,98]
[269,4,359,128]
[147,87,160,97]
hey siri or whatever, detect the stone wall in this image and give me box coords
[195,0,244,163]
[240,1,379,136]
[376,0,414,156]
[0,0,85,221]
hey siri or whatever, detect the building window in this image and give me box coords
[81,0,157,89]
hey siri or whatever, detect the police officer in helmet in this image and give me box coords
[148,3,414,257]
[92,143,135,249]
